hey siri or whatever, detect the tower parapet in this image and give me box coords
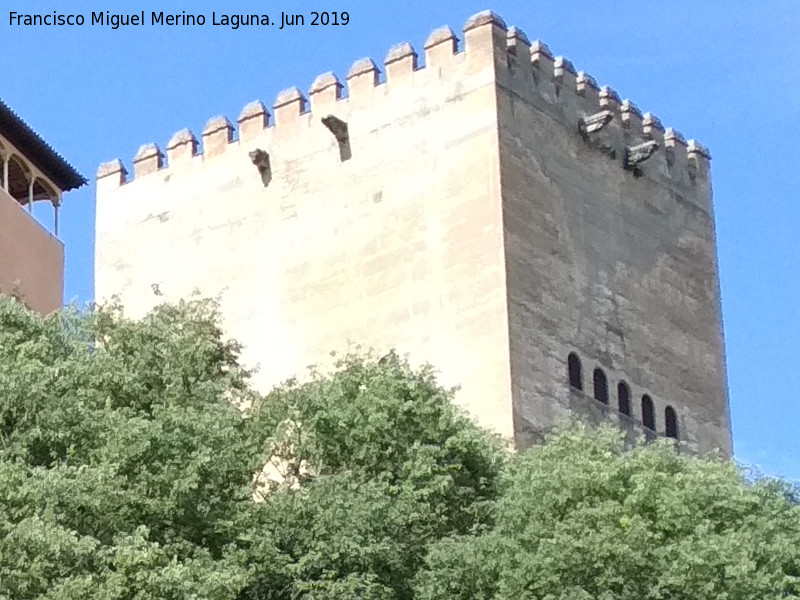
[97,9,709,195]
[132,143,163,178]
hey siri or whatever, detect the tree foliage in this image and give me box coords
[0,296,502,599]
[416,426,800,600]
[0,295,798,599]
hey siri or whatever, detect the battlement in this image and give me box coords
[97,9,711,196]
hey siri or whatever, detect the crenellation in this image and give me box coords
[132,143,164,179]
[309,72,343,113]
[664,126,686,145]
[424,26,459,71]
[166,128,198,165]
[506,26,530,56]
[97,14,712,204]
[238,100,269,143]
[687,139,711,160]
[505,28,534,93]
[530,40,556,101]
[463,10,507,73]
[687,140,711,182]
[346,58,380,102]
[664,127,689,178]
[529,39,553,65]
[637,113,667,176]
[96,158,127,191]
[202,115,235,158]
[463,9,506,31]
[597,86,624,156]
[384,42,418,83]
[599,86,621,113]
[273,87,308,127]
[576,71,601,115]
[554,57,577,89]
[575,71,598,95]
[620,99,644,140]
[552,57,581,124]
[642,112,665,144]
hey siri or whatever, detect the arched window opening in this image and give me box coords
[618,381,631,416]
[593,368,608,404]
[665,405,679,439]
[568,352,582,391]
[32,177,57,203]
[29,179,58,232]
[6,155,30,203]
[641,395,655,431]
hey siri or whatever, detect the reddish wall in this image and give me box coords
[0,188,63,313]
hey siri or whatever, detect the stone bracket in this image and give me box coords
[624,140,659,169]
[321,115,352,162]
[249,149,272,187]
[579,110,614,136]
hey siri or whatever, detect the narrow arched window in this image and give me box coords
[665,405,679,439]
[593,368,608,404]
[617,381,631,416]
[641,395,655,431]
[568,353,582,391]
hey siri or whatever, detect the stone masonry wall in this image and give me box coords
[492,22,731,455]
[95,17,516,439]
[95,10,731,454]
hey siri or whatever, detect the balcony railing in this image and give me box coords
[0,184,60,239]
[0,184,64,313]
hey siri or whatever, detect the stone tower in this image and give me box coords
[95,11,732,455]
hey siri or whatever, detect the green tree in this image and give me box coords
[3,294,799,600]
[0,296,502,599]
[416,425,800,600]
[0,297,255,599]
[238,351,504,599]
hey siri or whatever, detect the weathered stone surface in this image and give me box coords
[165,129,198,164]
[321,115,348,143]
[498,56,729,456]
[202,116,235,158]
[463,10,507,32]
[624,140,659,167]
[95,13,730,457]
[579,110,614,134]
[309,72,342,95]
[346,58,379,79]
[96,158,127,180]
[273,87,305,109]
[132,144,164,178]
[249,148,271,187]
[238,100,268,122]
[384,42,417,65]
[424,26,458,49]
[237,100,270,142]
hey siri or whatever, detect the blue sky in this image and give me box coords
[4,1,798,480]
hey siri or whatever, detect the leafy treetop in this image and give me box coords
[0,295,797,600]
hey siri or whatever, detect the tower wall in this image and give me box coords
[495,29,731,454]
[95,18,516,438]
[95,11,732,454]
